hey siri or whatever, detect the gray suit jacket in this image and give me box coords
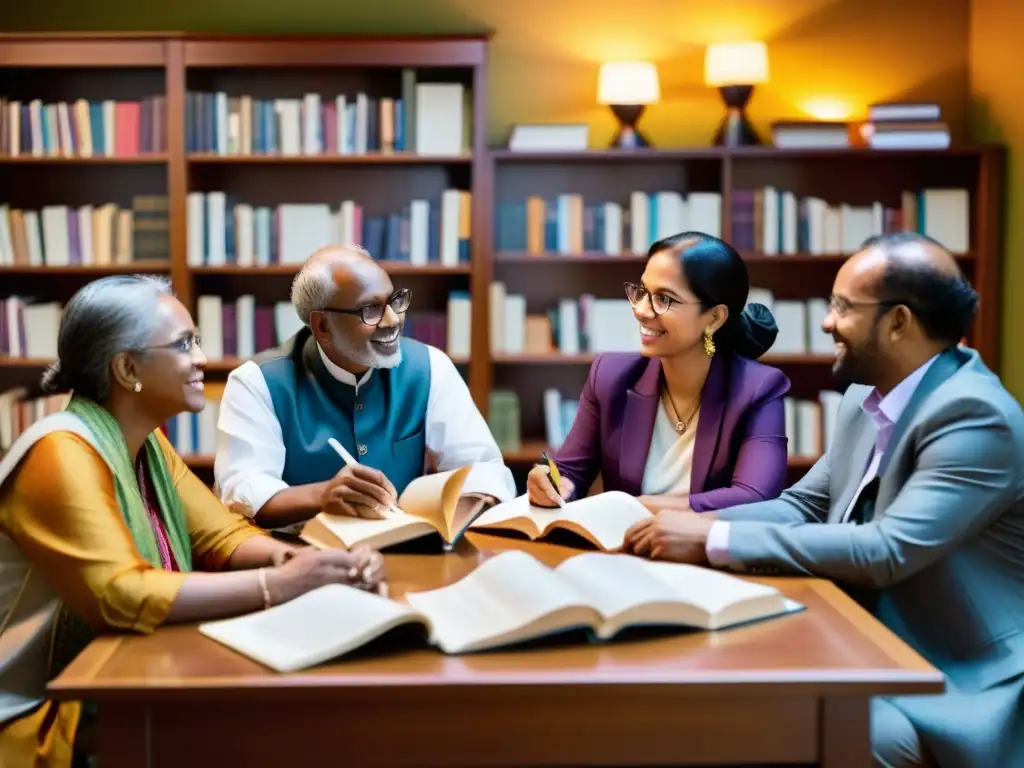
[716,347,1024,766]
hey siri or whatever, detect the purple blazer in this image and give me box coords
[552,352,791,512]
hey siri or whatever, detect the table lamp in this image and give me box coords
[704,42,768,146]
[597,61,660,149]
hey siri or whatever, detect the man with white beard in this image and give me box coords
[214,245,514,533]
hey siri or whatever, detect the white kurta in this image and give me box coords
[214,342,516,518]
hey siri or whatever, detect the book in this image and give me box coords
[300,465,475,551]
[198,549,803,672]
[469,490,653,550]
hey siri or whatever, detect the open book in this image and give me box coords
[198,550,803,672]
[470,491,653,551]
[301,465,475,551]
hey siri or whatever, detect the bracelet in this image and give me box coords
[257,568,272,610]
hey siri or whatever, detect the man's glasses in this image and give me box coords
[828,295,907,318]
[321,288,412,326]
[624,282,700,316]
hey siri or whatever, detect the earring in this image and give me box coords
[133,381,142,393]
[703,327,716,358]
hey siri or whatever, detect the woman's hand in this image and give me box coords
[265,546,387,605]
[526,465,574,507]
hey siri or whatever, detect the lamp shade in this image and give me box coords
[597,62,660,105]
[704,42,768,87]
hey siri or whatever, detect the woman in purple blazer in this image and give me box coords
[527,231,791,513]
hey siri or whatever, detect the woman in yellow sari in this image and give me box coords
[0,275,385,767]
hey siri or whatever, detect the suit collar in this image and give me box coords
[620,357,662,493]
[690,354,728,495]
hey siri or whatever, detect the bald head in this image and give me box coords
[291,245,391,326]
[851,231,978,347]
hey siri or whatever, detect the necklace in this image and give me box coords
[663,389,700,434]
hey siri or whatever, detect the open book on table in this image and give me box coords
[470,490,653,551]
[198,549,804,673]
[300,465,475,551]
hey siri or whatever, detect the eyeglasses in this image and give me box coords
[828,295,907,318]
[142,332,202,355]
[320,288,412,326]
[624,282,701,316]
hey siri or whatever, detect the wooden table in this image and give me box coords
[50,532,944,767]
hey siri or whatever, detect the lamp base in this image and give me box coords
[711,85,761,147]
[608,104,652,149]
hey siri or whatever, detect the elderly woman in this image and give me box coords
[0,275,386,767]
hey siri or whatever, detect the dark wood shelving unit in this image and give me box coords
[0,34,1007,489]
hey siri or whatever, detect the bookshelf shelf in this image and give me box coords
[0,358,52,368]
[0,264,169,276]
[0,33,491,465]
[491,353,835,366]
[190,263,472,277]
[0,155,168,165]
[490,251,982,265]
[186,153,473,165]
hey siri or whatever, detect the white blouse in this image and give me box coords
[641,396,700,497]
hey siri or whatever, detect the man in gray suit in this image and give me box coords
[624,232,1024,767]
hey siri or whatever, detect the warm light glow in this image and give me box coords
[597,62,660,105]
[704,42,769,87]
[801,98,854,121]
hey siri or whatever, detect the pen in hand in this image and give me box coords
[540,451,567,508]
[326,437,402,516]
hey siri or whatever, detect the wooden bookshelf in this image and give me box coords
[0,33,491,463]
[487,146,1004,483]
[0,34,1007,491]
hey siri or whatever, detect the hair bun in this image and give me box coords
[733,302,779,359]
[39,360,72,395]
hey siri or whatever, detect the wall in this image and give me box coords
[1,0,971,147]
[970,0,1024,400]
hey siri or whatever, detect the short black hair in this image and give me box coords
[861,231,979,346]
[647,231,777,358]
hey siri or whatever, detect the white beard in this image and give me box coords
[330,327,403,369]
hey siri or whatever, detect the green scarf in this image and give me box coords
[65,394,193,571]
[48,396,194,678]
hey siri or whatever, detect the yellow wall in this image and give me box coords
[0,0,972,146]
[970,0,1024,399]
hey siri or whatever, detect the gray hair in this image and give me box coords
[290,244,371,326]
[40,274,174,402]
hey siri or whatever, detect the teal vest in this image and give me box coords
[257,328,432,495]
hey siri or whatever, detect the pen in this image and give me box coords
[327,437,401,516]
[540,451,567,508]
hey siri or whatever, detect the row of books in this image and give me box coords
[731,187,970,255]
[494,192,722,256]
[193,295,454,362]
[489,285,638,356]
[0,97,165,157]
[0,390,67,453]
[489,284,834,358]
[493,187,971,257]
[164,395,220,458]
[185,191,471,267]
[0,198,169,267]
[186,76,466,157]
